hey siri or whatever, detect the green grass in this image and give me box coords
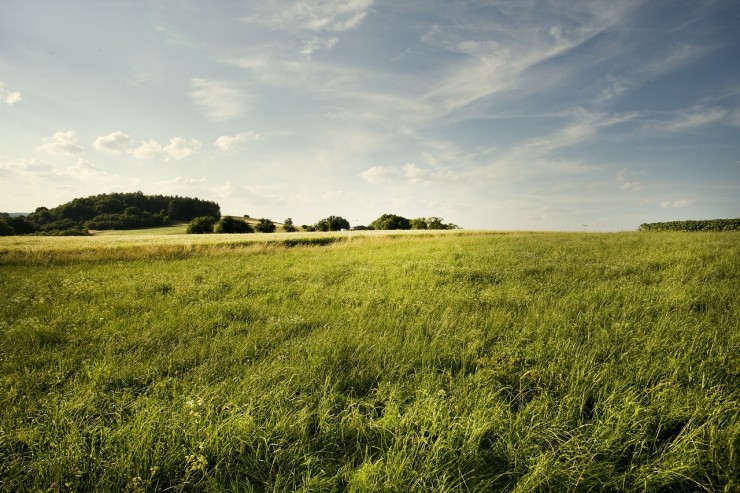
[0,231,738,492]
[92,222,190,236]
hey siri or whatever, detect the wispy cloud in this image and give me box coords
[661,199,695,209]
[659,106,727,132]
[360,162,453,185]
[37,131,85,156]
[300,36,339,56]
[189,78,250,121]
[616,169,642,191]
[0,158,58,175]
[0,81,21,106]
[244,0,375,32]
[66,160,112,180]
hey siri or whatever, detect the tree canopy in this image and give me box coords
[370,213,411,230]
[0,192,220,235]
[315,216,350,231]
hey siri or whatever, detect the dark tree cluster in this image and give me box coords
[369,213,457,231]
[0,192,221,236]
[187,216,255,234]
[638,219,740,231]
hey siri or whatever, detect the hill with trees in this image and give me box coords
[0,192,220,235]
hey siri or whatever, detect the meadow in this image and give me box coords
[0,230,738,492]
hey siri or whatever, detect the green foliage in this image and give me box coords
[639,218,740,231]
[255,218,277,233]
[282,218,297,233]
[411,216,459,230]
[371,213,411,230]
[186,216,216,234]
[410,217,427,229]
[214,216,254,234]
[3,192,221,235]
[2,216,36,234]
[314,215,350,232]
[0,219,15,236]
[0,231,738,491]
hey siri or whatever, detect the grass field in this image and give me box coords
[0,231,738,492]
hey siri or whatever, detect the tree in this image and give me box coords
[370,213,410,230]
[315,215,350,232]
[186,216,215,234]
[0,219,14,236]
[255,218,276,233]
[5,216,37,235]
[282,218,297,232]
[215,216,253,234]
[410,217,428,230]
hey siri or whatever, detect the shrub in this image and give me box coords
[283,218,297,233]
[186,216,215,234]
[215,216,253,234]
[255,218,276,233]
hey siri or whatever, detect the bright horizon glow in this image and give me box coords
[1,1,738,231]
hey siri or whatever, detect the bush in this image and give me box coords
[215,216,253,234]
[283,218,297,233]
[255,218,276,233]
[186,216,216,234]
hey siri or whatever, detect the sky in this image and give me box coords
[1,0,738,231]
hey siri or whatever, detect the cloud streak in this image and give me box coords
[244,0,375,32]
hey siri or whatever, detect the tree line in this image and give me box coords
[186,213,458,234]
[638,218,740,231]
[0,192,220,236]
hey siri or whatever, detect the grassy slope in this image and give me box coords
[0,231,738,492]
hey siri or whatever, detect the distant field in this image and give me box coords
[92,222,191,236]
[0,231,738,492]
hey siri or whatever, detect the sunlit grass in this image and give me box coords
[0,231,737,492]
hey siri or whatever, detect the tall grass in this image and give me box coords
[0,231,737,492]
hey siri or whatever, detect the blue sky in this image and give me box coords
[1,0,738,230]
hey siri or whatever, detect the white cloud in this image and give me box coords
[65,159,109,179]
[189,78,249,121]
[0,81,21,106]
[661,199,695,209]
[37,131,85,156]
[163,137,201,160]
[360,163,453,185]
[360,165,399,183]
[245,0,375,32]
[616,170,642,191]
[94,131,136,154]
[94,131,200,161]
[214,131,260,151]
[0,158,58,175]
[301,36,339,56]
[662,106,727,132]
[402,163,429,184]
